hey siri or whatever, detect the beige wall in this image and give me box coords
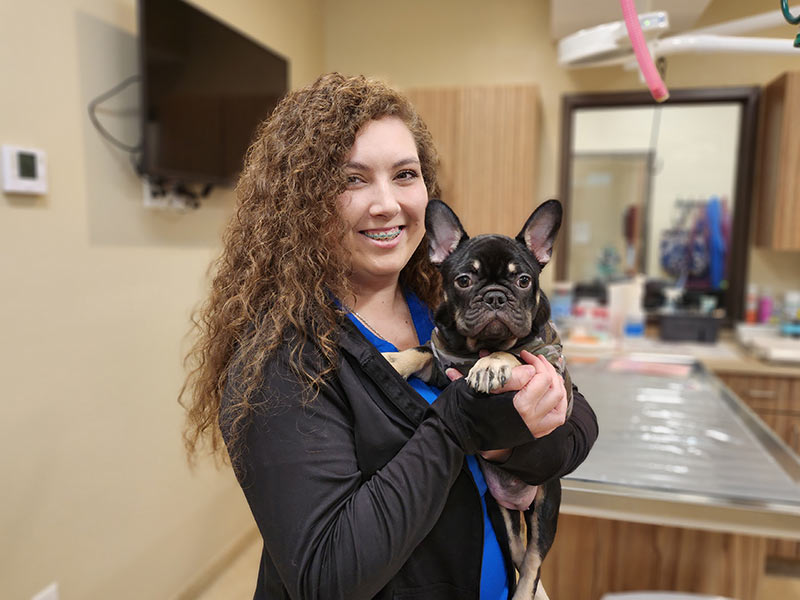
[323,0,800,294]
[3,1,799,599]
[0,1,322,599]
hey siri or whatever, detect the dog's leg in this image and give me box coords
[382,346,435,380]
[498,504,527,571]
[511,498,543,600]
[466,351,520,393]
[513,479,562,599]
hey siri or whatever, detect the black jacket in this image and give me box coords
[222,319,598,600]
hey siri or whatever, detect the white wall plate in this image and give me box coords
[2,144,48,195]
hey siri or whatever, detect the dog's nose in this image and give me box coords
[484,291,507,309]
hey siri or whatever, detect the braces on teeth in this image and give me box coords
[365,229,401,240]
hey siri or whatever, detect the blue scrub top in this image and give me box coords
[346,291,509,600]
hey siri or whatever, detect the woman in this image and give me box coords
[181,73,597,599]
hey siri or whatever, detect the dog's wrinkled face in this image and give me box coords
[426,199,562,354]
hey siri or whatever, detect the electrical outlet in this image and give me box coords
[142,179,192,212]
[32,582,59,600]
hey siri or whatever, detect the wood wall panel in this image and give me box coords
[754,71,800,250]
[540,514,766,600]
[405,85,540,238]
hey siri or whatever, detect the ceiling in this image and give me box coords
[549,0,713,40]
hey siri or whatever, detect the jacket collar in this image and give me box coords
[338,318,430,425]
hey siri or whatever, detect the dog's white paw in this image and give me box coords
[466,354,514,393]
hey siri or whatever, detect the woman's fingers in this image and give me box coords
[510,353,568,438]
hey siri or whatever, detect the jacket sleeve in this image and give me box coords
[490,384,598,485]
[221,351,466,600]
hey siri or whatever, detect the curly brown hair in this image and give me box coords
[180,73,442,466]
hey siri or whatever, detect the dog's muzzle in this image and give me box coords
[460,288,532,341]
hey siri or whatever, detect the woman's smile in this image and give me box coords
[361,226,404,243]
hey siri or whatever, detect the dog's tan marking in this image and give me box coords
[382,349,432,379]
[511,486,547,600]
[466,351,519,393]
[508,263,517,274]
[472,259,481,272]
[501,506,527,570]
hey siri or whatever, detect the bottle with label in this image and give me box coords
[782,290,800,337]
[745,284,758,324]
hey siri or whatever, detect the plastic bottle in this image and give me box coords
[758,287,773,324]
[623,275,646,338]
[780,291,800,337]
[550,282,573,331]
[786,291,800,322]
[745,284,758,324]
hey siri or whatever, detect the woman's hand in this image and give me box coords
[502,350,568,438]
[446,350,568,462]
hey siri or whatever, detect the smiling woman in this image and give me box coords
[180,72,597,600]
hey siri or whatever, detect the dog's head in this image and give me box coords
[425,199,562,354]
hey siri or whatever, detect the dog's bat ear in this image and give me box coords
[517,199,562,267]
[426,199,468,265]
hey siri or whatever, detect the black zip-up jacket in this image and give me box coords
[222,320,598,600]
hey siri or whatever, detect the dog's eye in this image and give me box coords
[517,275,532,289]
[455,275,472,289]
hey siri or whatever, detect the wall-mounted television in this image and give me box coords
[137,0,288,186]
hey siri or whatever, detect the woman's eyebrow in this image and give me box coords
[344,158,420,170]
[393,158,420,168]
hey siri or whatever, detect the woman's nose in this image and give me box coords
[369,180,401,217]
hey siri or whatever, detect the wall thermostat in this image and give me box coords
[2,144,48,195]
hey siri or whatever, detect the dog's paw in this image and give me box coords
[466,354,515,393]
[382,348,433,380]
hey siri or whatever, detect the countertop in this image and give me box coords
[558,352,800,539]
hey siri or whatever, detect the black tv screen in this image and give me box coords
[138,0,288,185]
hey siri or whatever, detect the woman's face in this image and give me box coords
[337,116,428,290]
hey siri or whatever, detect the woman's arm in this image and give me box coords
[222,351,534,600]
[224,356,462,600]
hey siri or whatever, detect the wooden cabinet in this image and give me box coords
[753,71,800,250]
[541,515,765,600]
[404,85,540,238]
[716,371,800,562]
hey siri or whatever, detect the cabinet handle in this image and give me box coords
[747,389,777,399]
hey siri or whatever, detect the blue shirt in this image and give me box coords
[346,291,509,600]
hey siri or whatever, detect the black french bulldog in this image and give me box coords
[385,198,572,600]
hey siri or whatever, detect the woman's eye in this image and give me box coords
[346,174,364,185]
[455,275,472,289]
[517,275,531,289]
[396,169,419,181]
